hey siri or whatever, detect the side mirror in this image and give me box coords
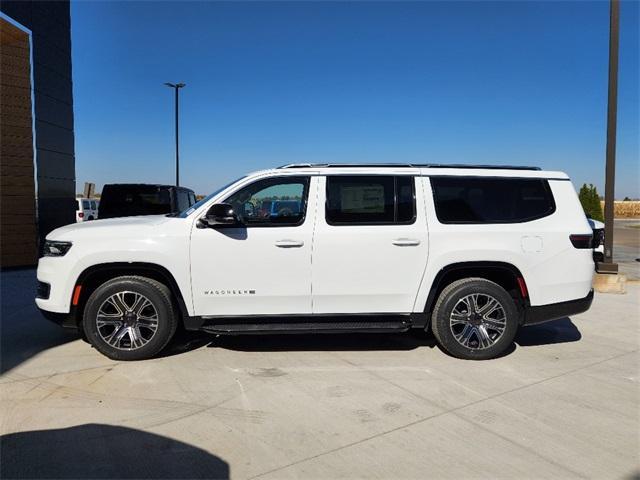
[198,203,239,228]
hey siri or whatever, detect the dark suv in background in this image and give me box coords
[98,184,196,219]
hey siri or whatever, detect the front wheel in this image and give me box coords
[83,276,177,360]
[431,278,519,360]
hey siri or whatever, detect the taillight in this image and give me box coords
[78,212,84,218]
[570,234,593,249]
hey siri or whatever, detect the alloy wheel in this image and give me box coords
[96,291,159,350]
[449,293,507,350]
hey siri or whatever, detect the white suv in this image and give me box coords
[76,198,99,222]
[36,164,596,360]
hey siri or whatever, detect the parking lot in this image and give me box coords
[612,219,640,281]
[1,265,638,479]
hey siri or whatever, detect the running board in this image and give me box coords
[199,314,417,335]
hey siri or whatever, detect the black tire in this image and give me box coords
[87,216,94,221]
[82,276,177,361]
[431,278,518,360]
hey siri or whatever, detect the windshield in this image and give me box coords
[177,177,246,218]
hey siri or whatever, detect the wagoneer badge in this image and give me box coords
[204,290,256,295]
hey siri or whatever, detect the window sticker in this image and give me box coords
[341,185,385,213]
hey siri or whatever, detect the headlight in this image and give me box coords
[42,240,72,257]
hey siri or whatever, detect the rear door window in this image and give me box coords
[430,177,555,224]
[325,176,416,225]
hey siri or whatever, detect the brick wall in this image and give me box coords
[0,19,38,267]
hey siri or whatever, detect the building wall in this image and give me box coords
[0,0,76,267]
[1,20,38,267]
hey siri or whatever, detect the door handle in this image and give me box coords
[392,238,421,247]
[275,240,304,248]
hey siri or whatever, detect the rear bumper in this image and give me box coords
[523,289,594,326]
[38,307,79,330]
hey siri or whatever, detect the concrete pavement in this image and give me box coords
[1,268,638,479]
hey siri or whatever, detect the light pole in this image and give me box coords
[599,0,619,274]
[164,82,186,187]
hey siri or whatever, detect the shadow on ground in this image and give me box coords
[0,424,229,479]
[161,329,437,357]
[1,268,79,374]
[163,317,582,357]
[515,317,582,346]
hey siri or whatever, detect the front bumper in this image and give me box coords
[36,254,82,314]
[523,289,594,326]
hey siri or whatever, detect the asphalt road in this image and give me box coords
[1,268,638,479]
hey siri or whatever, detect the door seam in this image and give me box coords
[310,176,321,313]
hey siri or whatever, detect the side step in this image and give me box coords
[199,315,414,335]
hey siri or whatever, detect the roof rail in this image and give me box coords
[416,164,541,171]
[278,163,412,169]
[277,163,541,171]
[278,163,326,169]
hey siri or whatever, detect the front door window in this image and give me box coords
[224,176,310,227]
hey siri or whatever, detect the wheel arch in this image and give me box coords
[421,261,529,325]
[70,262,191,330]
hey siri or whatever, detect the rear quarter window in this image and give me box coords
[431,177,555,224]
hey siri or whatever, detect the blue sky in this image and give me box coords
[71,1,639,198]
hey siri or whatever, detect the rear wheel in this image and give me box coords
[431,278,518,360]
[82,276,177,360]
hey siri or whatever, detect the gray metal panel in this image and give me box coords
[34,149,73,180]
[34,119,74,157]
[33,91,73,128]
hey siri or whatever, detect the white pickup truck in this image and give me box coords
[36,164,596,361]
